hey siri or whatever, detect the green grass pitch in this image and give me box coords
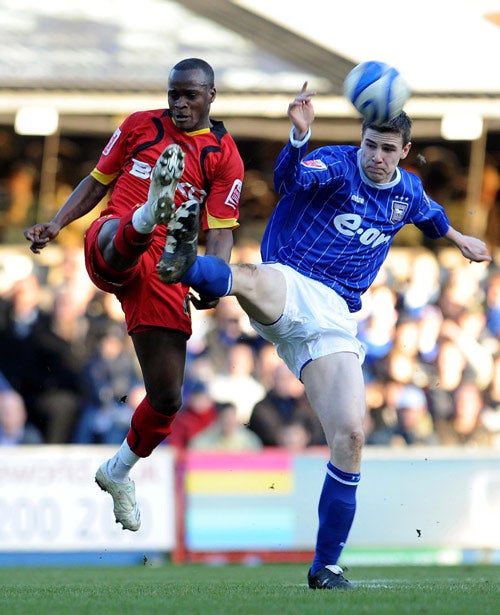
[1,563,498,615]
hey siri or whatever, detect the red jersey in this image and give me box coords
[84,109,243,336]
[91,109,243,231]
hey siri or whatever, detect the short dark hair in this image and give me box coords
[362,111,412,146]
[171,58,215,88]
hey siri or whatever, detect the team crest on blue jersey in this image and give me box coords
[390,200,408,223]
[301,159,327,170]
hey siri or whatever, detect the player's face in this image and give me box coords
[168,68,216,132]
[360,129,411,184]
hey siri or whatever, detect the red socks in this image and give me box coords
[113,209,153,259]
[126,396,176,457]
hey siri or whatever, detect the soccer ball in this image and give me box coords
[342,61,411,124]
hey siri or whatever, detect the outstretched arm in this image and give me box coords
[274,82,318,194]
[445,226,492,263]
[287,81,316,140]
[24,175,108,253]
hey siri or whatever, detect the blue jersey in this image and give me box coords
[261,141,450,312]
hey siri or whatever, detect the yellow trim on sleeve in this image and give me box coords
[206,211,239,229]
[90,167,119,185]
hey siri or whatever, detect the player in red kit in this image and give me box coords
[24,58,244,531]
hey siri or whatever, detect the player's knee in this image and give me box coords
[233,263,284,308]
[349,428,365,453]
[97,218,119,252]
[332,427,365,462]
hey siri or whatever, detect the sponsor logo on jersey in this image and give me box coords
[224,179,242,209]
[390,200,409,223]
[102,128,121,156]
[128,159,208,204]
[351,194,365,204]
[130,158,153,180]
[301,159,327,169]
[178,181,207,204]
[333,213,391,248]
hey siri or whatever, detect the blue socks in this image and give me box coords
[311,462,360,574]
[182,255,233,298]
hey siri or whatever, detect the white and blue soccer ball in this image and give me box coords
[342,61,411,124]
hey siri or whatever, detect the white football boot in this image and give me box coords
[95,462,141,531]
[147,143,185,226]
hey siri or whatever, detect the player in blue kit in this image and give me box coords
[159,83,492,589]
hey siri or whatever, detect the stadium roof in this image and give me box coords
[1,0,500,139]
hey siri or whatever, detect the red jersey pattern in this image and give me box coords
[84,109,244,336]
[92,109,243,230]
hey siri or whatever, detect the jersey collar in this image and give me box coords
[171,116,211,135]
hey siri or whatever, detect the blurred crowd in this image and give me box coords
[1,241,500,451]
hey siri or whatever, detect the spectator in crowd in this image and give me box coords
[183,354,217,396]
[0,388,44,445]
[202,297,261,372]
[439,313,494,390]
[416,304,443,363]
[435,379,492,446]
[390,384,438,446]
[232,237,262,265]
[391,313,421,358]
[49,281,93,360]
[373,335,436,446]
[364,379,398,446]
[484,269,500,337]
[482,353,500,446]
[189,401,262,451]
[399,249,441,317]
[426,338,470,425]
[0,272,82,443]
[72,323,142,444]
[438,264,483,321]
[48,252,97,360]
[357,285,399,374]
[1,244,498,450]
[167,381,218,449]
[385,313,431,387]
[375,344,429,395]
[0,247,498,449]
[83,288,128,356]
[249,362,325,446]
[276,418,312,451]
[254,342,284,392]
[208,342,266,424]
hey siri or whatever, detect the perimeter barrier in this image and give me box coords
[1,446,499,566]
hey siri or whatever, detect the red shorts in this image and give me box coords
[84,216,192,336]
